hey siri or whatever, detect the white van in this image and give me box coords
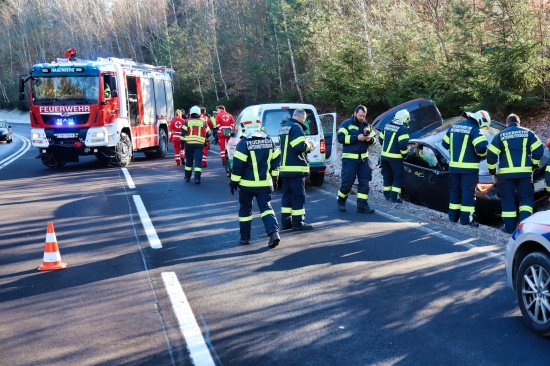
[225,103,336,186]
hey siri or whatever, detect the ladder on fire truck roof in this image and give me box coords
[98,57,174,74]
[52,56,174,74]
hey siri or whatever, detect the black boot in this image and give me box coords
[337,199,346,212]
[268,232,280,248]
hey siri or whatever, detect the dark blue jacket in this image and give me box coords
[231,134,281,192]
[379,119,409,161]
[487,122,543,179]
[442,117,488,174]
[337,117,377,160]
[278,118,311,177]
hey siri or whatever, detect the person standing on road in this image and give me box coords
[181,106,211,184]
[279,109,316,230]
[378,109,410,203]
[336,105,377,213]
[487,113,543,234]
[216,105,236,166]
[442,111,488,227]
[230,111,282,248]
[200,107,213,168]
[168,109,185,165]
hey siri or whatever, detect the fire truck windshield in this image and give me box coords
[32,76,99,105]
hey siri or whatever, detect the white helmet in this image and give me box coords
[395,109,410,127]
[240,111,262,135]
[476,110,491,128]
[190,105,201,117]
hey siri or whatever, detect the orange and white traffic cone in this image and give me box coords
[38,222,67,271]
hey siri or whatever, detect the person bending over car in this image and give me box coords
[442,111,488,227]
[487,113,543,234]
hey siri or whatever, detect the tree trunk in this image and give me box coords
[281,3,303,103]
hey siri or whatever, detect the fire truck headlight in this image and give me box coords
[92,131,105,138]
[32,133,41,139]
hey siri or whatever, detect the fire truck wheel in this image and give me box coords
[111,132,132,167]
[40,151,66,169]
[155,129,168,158]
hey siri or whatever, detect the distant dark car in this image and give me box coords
[0,120,13,143]
[373,99,548,223]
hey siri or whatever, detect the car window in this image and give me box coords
[262,109,318,136]
[405,143,443,170]
[0,121,6,128]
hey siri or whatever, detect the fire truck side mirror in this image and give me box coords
[19,92,25,101]
[111,90,118,98]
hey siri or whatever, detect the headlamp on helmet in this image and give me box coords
[395,109,411,127]
[476,110,491,128]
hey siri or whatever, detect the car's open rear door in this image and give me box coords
[319,112,337,162]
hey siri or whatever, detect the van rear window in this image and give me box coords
[262,109,318,136]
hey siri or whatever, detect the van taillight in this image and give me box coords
[320,139,326,153]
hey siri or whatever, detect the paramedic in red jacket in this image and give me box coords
[216,105,236,165]
[168,109,185,165]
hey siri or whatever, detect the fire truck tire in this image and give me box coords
[40,151,66,169]
[111,132,132,167]
[156,129,168,158]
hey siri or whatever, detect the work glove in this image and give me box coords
[489,168,496,175]
[229,181,239,195]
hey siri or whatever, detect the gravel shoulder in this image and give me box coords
[323,141,513,248]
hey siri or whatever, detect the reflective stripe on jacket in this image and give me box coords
[279,118,310,177]
[231,134,281,191]
[442,117,488,174]
[181,118,211,145]
[486,122,543,178]
[379,119,409,160]
[337,117,376,160]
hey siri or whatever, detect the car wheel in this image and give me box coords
[155,129,168,158]
[516,251,550,336]
[310,173,324,186]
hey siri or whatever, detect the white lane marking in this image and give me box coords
[132,195,162,249]
[162,272,216,366]
[122,167,136,189]
[316,187,505,261]
[0,133,31,169]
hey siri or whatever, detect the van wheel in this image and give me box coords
[516,252,550,336]
[310,173,324,186]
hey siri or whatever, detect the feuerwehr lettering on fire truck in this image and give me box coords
[39,105,91,114]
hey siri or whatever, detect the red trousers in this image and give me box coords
[172,139,182,165]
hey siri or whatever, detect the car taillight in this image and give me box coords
[476,183,493,193]
[320,138,326,153]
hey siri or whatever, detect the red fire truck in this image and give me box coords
[19,48,174,168]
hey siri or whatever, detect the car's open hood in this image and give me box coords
[372,99,443,139]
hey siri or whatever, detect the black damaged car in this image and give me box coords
[372,99,548,223]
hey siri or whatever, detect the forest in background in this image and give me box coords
[0,0,548,119]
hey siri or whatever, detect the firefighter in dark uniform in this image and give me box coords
[337,105,377,213]
[181,106,211,184]
[442,111,488,226]
[379,109,410,203]
[230,111,282,248]
[487,113,543,234]
[279,109,316,230]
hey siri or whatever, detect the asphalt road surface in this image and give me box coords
[1,123,549,366]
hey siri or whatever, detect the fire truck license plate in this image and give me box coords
[57,133,76,138]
